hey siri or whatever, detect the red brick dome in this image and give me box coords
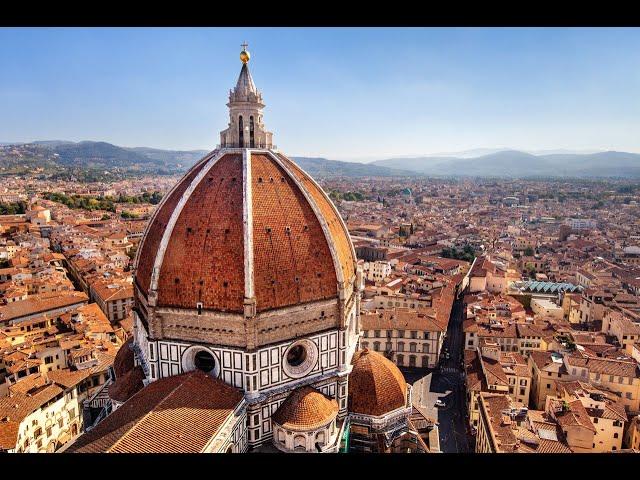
[348,349,408,417]
[134,150,356,314]
[272,385,339,431]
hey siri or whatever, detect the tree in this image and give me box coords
[523,247,534,257]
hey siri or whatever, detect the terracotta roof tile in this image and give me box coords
[135,151,356,314]
[157,154,245,311]
[68,370,243,453]
[348,349,407,417]
[272,386,338,431]
[108,366,145,403]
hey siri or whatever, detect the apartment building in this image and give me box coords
[360,309,446,368]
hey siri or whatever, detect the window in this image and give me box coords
[249,116,255,148]
[409,355,416,367]
[424,332,430,340]
[423,344,430,353]
[294,435,306,452]
[373,342,380,351]
[397,342,405,352]
[374,330,380,338]
[193,350,216,374]
[411,331,418,339]
[410,343,417,353]
[614,433,619,438]
[593,417,598,424]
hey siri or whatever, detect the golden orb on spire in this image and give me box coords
[240,42,250,64]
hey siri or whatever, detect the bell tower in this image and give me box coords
[220,43,274,149]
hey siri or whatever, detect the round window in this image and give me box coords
[194,350,216,374]
[182,346,219,377]
[286,345,307,367]
[283,339,318,379]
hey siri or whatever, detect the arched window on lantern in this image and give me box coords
[249,115,255,148]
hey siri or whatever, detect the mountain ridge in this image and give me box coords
[2,140,640,179]
[370,149,640,178]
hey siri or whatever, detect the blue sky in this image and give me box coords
[1,27,639,160]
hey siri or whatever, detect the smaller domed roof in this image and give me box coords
[348,349,408,417]
[108,365,145,403]
[113,338,135,378]
[272,386,339,432]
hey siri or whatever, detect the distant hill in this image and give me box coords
[4,140,640,180]
[1,141,415,180]
[124,146,208,168]
[370,150,640,178]
[51,141,159,169]
[0,140,210,181]
[291,157,418,178]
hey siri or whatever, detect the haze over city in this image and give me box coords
[1,27,639,159]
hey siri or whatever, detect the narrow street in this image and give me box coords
[403,293,473,453]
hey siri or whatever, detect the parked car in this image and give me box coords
[435,399,446,408]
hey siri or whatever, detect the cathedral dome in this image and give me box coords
[272,385,339,431]
[348,349,408,417]
[134,150,356,314]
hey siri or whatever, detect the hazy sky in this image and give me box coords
[1,27,639,160]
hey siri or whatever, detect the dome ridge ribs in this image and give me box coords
[242,149,255,308]
[250,153,337,312]
[149,150,232,302]
[134,150,218,295]
[267,151,345,290]
[275,153,356,284]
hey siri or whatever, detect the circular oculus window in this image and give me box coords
[283,339,318,378]
[182,346,220,377]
